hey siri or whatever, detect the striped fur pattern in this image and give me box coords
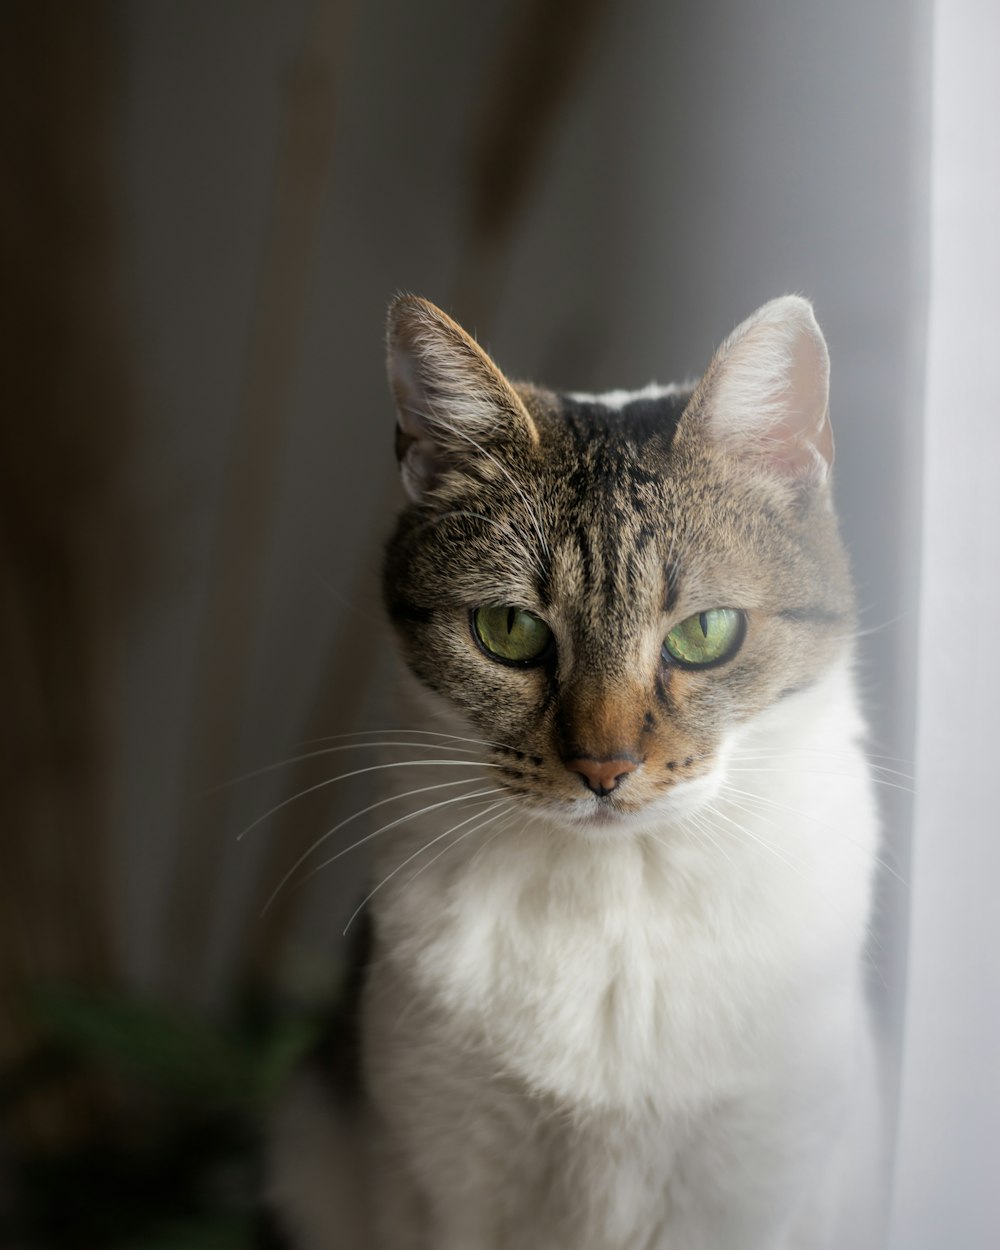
[271,296,883,1249]
[383,297,851,828]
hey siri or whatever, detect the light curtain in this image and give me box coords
[890,1,1000,1245]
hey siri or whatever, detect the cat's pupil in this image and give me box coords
[699,611,708,637]
[507,607,517,634]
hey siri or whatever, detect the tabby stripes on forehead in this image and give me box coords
[664,561,681,613]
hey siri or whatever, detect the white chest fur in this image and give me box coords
[372,661,878,1118]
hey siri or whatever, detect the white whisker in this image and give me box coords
[680,810,741,873]
[469,808,522,868]
[729,745,913,781]
[725,765,914,796]
[294,727,509,752]
[257,780,496,914]
[704,794,890,970]
[341,798,511,935]
[718,781,908,888]
[209,739,492,800]
[400,801,516,891]
[702,799,811,878]
[236,759,498,841]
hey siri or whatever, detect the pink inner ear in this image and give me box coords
[389,345,429,437]
[703,296,834,485]
[767,342,834,478]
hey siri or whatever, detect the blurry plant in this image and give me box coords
[0,984,321,1249]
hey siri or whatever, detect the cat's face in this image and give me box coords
[383,296,853,834]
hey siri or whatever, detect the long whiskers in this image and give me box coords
[294,727,509,751]
[237,758,499,841]
[701,799,811,878]
[718,780,908,888]
[258,780,499,915]
[700,797,890,982]
[468,808,523,869]
[341,797,511,935]
[208,738,495,801]
[679,809,741,873]
[725,763,914,797]
[399,801,517,893]
[728,745,914,782]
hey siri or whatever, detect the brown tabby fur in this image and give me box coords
[383,296,853,822]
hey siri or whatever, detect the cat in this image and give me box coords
[269,294,886,1249]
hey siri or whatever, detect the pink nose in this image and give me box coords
[566,757,639,797]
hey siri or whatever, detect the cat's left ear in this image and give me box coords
[386,295,539,502]
[688,295,834,486]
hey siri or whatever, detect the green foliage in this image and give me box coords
[1,983,325,1249]
[27,984,320,1108]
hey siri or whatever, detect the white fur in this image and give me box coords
[274,655,886,1248]
[566,381,688,411]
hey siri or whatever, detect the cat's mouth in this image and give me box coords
[501,784,643,834]
[562,790,665,834]
[578,801,632,829]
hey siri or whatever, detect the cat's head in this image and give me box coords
[382,295,853,834]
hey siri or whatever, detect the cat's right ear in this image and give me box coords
[386,295,539,502]
[686,295,834,489]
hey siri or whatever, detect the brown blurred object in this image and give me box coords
[454,0,608,329]
[164,0,349,1003]
[0,1,132,1142]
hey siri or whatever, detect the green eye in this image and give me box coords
[472,605,553,665]
[663,608,745,667]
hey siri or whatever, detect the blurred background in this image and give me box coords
[2,0,996,1246]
